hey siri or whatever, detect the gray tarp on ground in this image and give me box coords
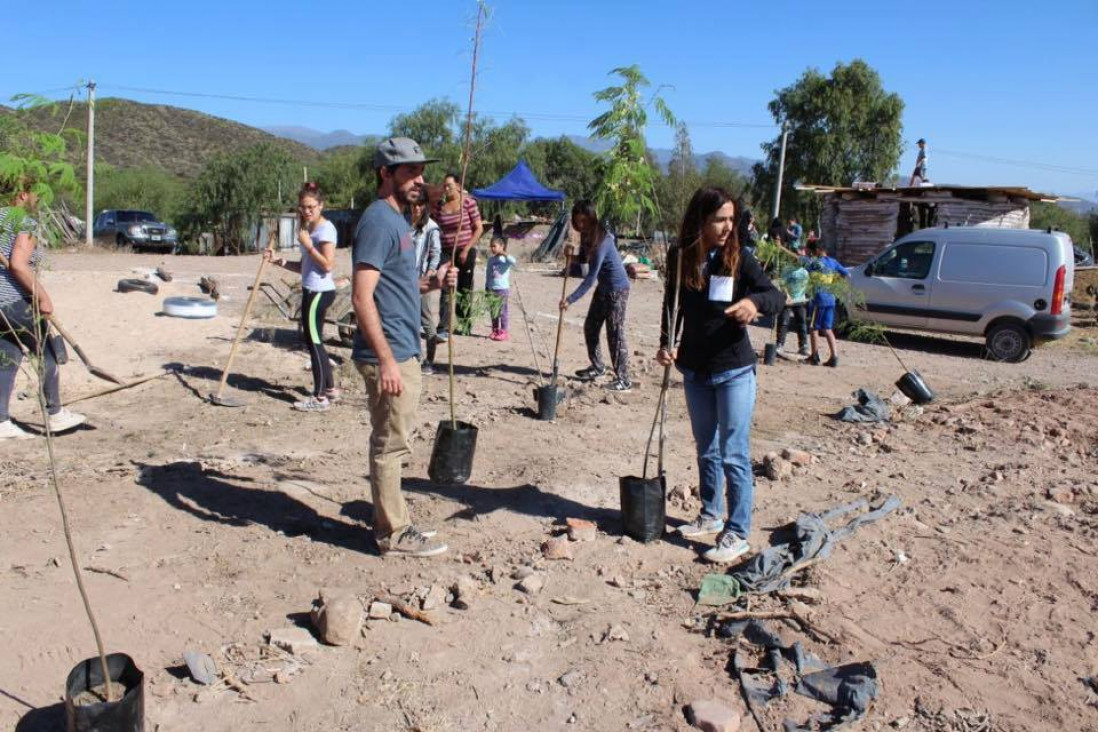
[835,388,891,423]
[724,619,879,731]
[730,495,902,594]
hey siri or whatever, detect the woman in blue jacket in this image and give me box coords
[559,200,632,392]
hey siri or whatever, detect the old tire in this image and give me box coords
[337,311,357,348]
[163,296,218,319]
[985,321,1031,363]
[117,278,159,295]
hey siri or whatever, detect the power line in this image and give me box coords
[98,83,777,130]
[935,148,1098,178]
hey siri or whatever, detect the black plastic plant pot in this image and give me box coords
[534,384,565,421]
[763,343,778,365]
[65,653,144,732]
[619,474,666,543]
[428,420,478,485]
[896,370,934,405]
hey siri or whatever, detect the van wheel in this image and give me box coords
[986,321,1031,363]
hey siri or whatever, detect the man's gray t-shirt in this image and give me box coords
[352,199,421,363]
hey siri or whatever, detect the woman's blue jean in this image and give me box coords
[679,363,757,540]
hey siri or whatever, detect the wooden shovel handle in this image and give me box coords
[551,251,572,378]
[214,230,277,399]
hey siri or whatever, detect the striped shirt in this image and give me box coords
[433,195,481,253]
[0,208,41,307]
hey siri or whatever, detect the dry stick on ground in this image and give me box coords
[63,370,172,407]
[387,599,436,626]
[444,2,488,428]
[0,293,117,700]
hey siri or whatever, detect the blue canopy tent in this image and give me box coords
[472,161,569,260]
[471,160,566,201]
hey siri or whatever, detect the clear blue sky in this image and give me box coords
[8,0,1097,198]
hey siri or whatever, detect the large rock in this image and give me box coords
[452,576,478,610]
[542,536,575,560]
[566,518,597,542]
[764,455,793,481]
[686,700,741,732]
[422,584,447,611]
[310,590,363,646]
[781,448,815,466]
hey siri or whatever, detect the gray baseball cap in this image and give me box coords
[372,137,439,169]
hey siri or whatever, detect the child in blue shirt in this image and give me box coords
[804,241,849,367]
[776,262,810,356]
[485,235,517,341]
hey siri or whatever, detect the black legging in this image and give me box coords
[0,299,60,422]
[300,288,335,397]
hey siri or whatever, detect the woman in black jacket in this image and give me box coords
[657,187,784,563]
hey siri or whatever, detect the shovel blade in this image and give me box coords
[208,392,247,408]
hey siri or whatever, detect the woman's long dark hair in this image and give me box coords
[571,199,605,263]
[677,187,739,291]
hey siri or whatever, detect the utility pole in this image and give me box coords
[84,80,96,246]
[771,119,790,223]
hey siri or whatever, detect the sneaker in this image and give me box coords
[0,420,34,440]
[677,516,725,538]
[703,532,751,564]
[574,366,606,382]
[605,378,632,392]
[292,396,331,412]
[47,408,86,434]
[421,361,435,375]
[798,346,811,357]
[488,330,501,341]
[436,331,450,343]
[378,526,447,558]
[496,330,509,341]
[806,353,821,366]
[825,356,839,368]
[323,388,342,403]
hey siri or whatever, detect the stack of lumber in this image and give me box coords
[828,198,898,264]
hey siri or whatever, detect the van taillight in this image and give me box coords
[1051,265,1066,316]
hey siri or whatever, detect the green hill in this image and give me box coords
[3,97,320,179]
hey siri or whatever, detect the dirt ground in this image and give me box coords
[1,236,1096,732]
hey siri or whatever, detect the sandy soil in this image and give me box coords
[1,240,1096,732]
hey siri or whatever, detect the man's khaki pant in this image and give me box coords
[356,358,422,542]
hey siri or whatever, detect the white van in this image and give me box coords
[848,227,1074,362]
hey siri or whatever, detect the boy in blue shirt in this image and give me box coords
[804,241,849,367]
[776,262,810,356]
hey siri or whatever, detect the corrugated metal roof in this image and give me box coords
[796,183,1060,202]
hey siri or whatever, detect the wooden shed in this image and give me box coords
[800,184,1059,264]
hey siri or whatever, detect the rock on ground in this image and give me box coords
[310,590,363,646]
[686,699,741,732]
[268,627,318,655]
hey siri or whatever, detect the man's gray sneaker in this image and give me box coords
[677,516,724,538]
[378,526,447,557]
[703,532,751,564]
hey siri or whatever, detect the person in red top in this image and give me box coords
[432,173,484,338]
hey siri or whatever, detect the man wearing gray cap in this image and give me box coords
[352,137,452,557]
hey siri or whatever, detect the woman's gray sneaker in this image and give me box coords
[677,516,725,538]
[703,532,750,564]
[378,527,447,558]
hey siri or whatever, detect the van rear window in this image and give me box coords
[939,244,1047,286]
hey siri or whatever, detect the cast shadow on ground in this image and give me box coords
[444,362,542,381]
[875,331,985,360]
[14,703,64,732]
[164,362,305,404]
[133,460,376,554]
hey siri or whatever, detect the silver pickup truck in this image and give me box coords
[93,209,179,253]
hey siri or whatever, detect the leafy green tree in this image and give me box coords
[315,146,376,208]
[588,65,675,235]
[1089,211,1098,254]
[1030,202,1092,249]
[387,98,463,182]
[94,166,186,224]
[753,59,904,225]
[0,96,82,220]
[180,142,298,254]
[657,122,701,232]
[701,157,749,200]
